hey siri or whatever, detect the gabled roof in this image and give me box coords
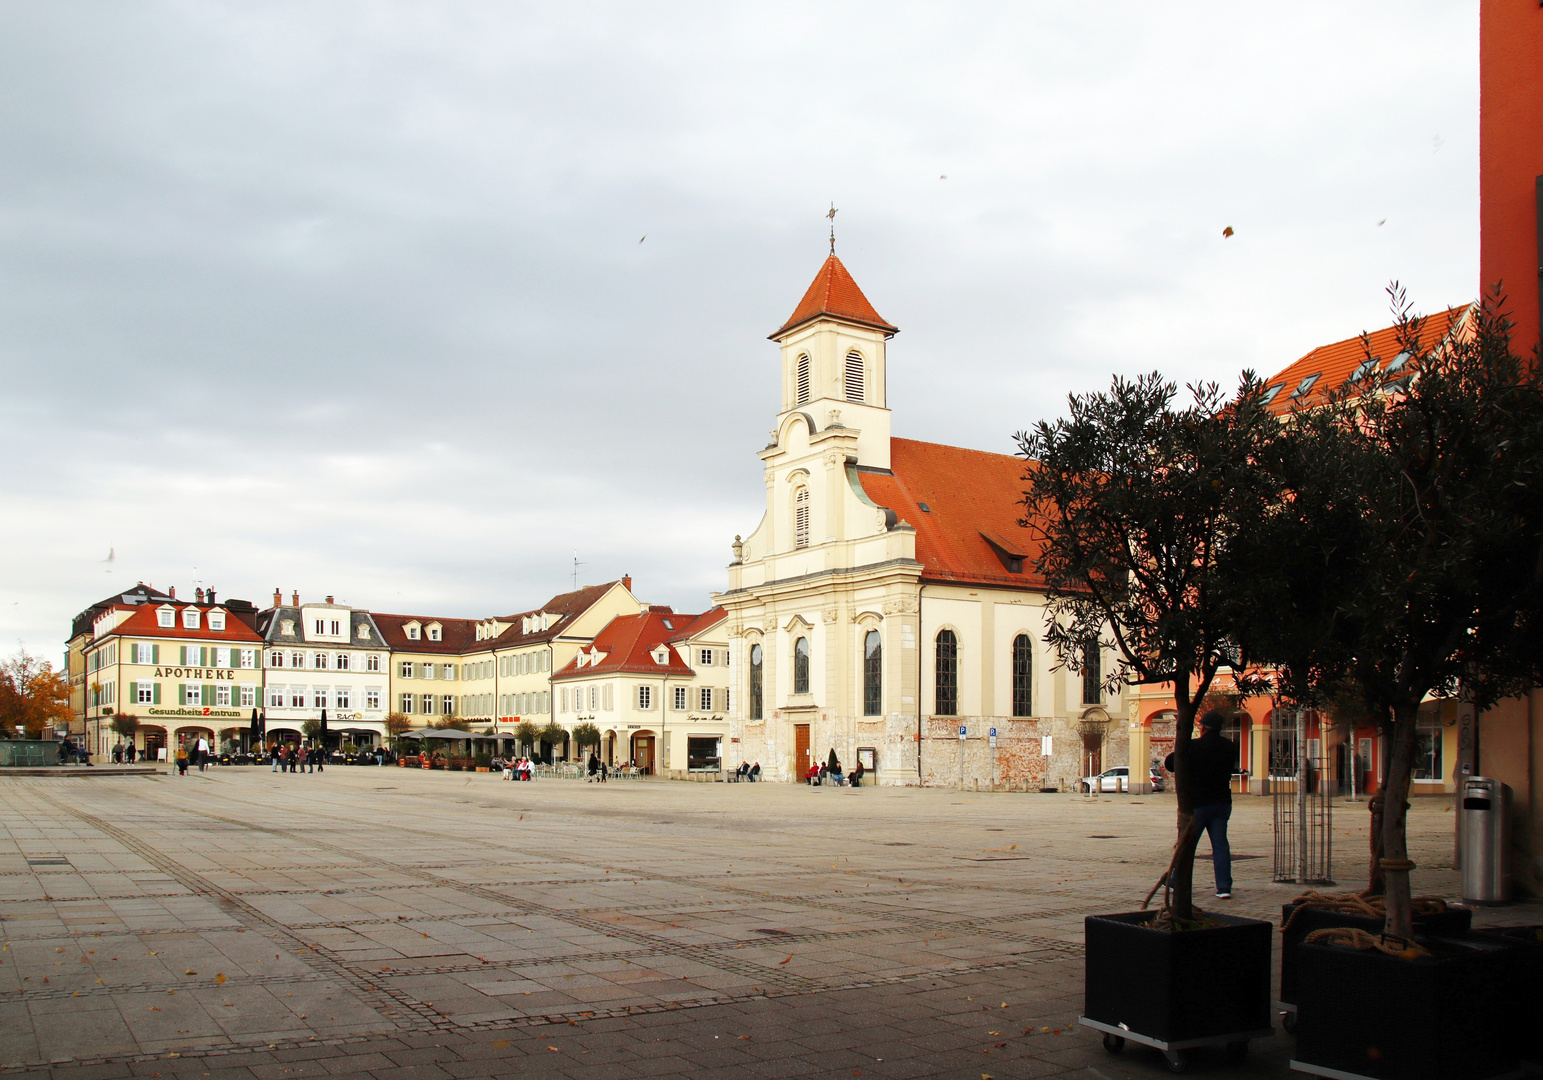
[70,584,175,641]
[771,255,898,340]
[858,438,1046,590]
[1260,304,1475,415]
[371,581,628,656]
[666,607,726,644]
[551,610,706,680]
[257,606,384,647]
[96,603,266,644]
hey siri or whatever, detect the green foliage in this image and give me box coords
[301,719,321,740]
[0,649,72,738]
[571,721,601,750]
[110,714,140,738]
[474,753,492,768]
[514,720,540,751]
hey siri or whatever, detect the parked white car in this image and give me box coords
[1081,766,1165,792]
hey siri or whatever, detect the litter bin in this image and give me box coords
[1459,777,1511,903]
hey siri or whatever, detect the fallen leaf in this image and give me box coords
[547,1047,559,1052]
[185,970,196,975]
[779,956,792,965]
[148,1006,161,1011]
[1222,226,1235,238]
[215,974,226,984]
[490,1040,510,1049]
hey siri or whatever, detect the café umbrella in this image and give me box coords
[319,708,328,748]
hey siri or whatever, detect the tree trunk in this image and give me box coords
[1380,701,1420,938]
[1169,695,1200,921]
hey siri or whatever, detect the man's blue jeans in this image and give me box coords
[1194,801,1233,892]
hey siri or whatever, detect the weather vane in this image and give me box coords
[826,203,838,254]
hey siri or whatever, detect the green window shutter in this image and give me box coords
[152,644,159,665]
[153,683,161,704]
[180,645,188,666]
[178,683,185,705]
[201,647,209,667]
[202,684,214,706]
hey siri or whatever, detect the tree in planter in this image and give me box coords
[571,721,601,755]
[514,720,540,757]
[302,719,322,743]
[110,714,140,744]
[540,721,568,762]
[1244,291,1543,937]
[384,712,412,749]
[1017,372,1282,923]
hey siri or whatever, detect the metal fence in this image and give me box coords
[1271,709,1335,884]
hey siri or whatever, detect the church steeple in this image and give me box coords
[769,254,895,470]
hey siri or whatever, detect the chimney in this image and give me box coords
[169,585,175,599]
[207,589,216,605]
[292,590,299,606]
[622,574,633,593]
[195,587,204,604]
[325,595,334,605]
[273,588,282,608]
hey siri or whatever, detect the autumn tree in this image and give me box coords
[0,649,72,738]
[1017,373,1282,923]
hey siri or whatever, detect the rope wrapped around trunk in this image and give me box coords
[1303,926,1431,958]
[1281,890,1447,934]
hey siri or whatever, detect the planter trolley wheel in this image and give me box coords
[1277,1001,1298,1034]
[1079,1016,1270,1075]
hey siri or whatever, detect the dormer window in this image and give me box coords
[182,608,200,630]
[1260,384,1283,406]
[654,648,669,665]
[405,623,420,641]
[1290,373,1322,399]
[208,611,225,631]
[427,623,441,642]
[357,623,370,640]
[281,619,295,636]
[157,607,175,628]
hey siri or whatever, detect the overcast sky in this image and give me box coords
[0,2,1479,659]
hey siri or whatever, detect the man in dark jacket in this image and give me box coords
[1166,710,1237,899]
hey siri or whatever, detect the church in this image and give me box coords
[714,255,1130,787]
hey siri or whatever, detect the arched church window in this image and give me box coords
[934,629,958,716]
[844,351,864,403]
[863,630,882,716]
[1011,634,1033,716]
[793,637,810,695]
[748,643,763,720]
[796,354,811,406]
[794,486,810,548]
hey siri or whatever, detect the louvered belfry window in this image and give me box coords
[844,350,864,403]
[796,354,811,405]
[794,486,810,548]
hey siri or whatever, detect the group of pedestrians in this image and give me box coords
[266,743,326,774]
[497,756,536,780]
[109,742,141,764]
[586,753,609,783]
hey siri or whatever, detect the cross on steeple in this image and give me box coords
[826,203,838,254]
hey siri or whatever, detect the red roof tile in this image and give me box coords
[1260,304,1474,415]
[370,582,626,655]
[99,604,265,643]
[771,255,898,339]
[552,610,714,679]
[859,439,1045,590]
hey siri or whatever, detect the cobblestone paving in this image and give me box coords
[0,769,1528,1079]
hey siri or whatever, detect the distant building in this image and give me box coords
[257,590,389,748]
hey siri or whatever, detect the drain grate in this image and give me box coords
[753,928,793,936]
[26,858,69,866]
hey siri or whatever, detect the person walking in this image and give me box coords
[270,743,281,773]
[1167,710,1238,899]
[112,743,123,765]
[196,735,210,772]
[125,742,137,764]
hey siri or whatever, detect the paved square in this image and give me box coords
[0,769,1526,1078]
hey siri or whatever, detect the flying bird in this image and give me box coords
[102,547,114,563]
[1222,226,1234,238]
[940,174,947,180]
[1377,219,1386,227]
[639,235,646,244]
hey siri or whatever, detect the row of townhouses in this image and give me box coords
[67,578,732,776]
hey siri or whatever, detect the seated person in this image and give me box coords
[749,762,761,781]
[850,761,865,787]
[805,763,821,785]
[735,761,750,780]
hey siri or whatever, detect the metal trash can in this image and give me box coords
[1459,777,1511,903]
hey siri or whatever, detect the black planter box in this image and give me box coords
[1278,902,1472,1010]
[1466,926,1542,1070]
[1292,934,1519,1080]
[1084,910,1272,1044]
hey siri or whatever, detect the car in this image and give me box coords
[1081,766,1165,793]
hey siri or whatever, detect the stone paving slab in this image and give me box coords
[0,769,1534,1078]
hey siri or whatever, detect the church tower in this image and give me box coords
[769,255,897,470]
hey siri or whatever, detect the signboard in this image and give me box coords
[988,726,998,748]
[958,725,967,740]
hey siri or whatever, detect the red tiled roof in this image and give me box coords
[552,610,709,679]
[771,255,898,339]
[371,613,478,654]
[859,439,1046,590]
[99,604,265,643]
[1260,304,1475,415]
[371,582,626,655]
[666,607,726,644]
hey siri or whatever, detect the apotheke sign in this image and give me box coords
[153,667,236,680]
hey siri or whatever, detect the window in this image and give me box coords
[796,354,811,405]
[182,609,200,629]
[794,486,810,548]
[793,637,810,694]
[358,624,370,640]
[406,625,420,640]
[400,661,414,678]
[314,619,325,635]
[603,684,614,711]
[749,643,763,719]
[137,682,154,704]
[863,629,881,716]
[934,630,958,716]
[589,685,598,711]
[367,654,380,672]
[184,683,202,705]
[674,686,688,710]
[1081,640,1102,705]
[239,649,255,669]
[269,650,285,668]
[422,663,436,680]
[137,643,154,665]
[336,653,349,671]
[268,687,284,708]
[844,350,864,403]
[1291,372,1322,399]
[441,695,454,716]
[208,611,225,631]
[157,607,175,628]
[240,685,255,707]
[699,648,713,666]
[289,651,303,668]
[216,685,231,707]
[330,620,341,635]
[365,689,379,710]
[638,685,652,710]
[401,693,414,713]
[336,688,350,709]
[1260,384,1283,406]
[315,652,329,670]
[700,687,714,711]
[1414,707,1444,780]
[1011,634,1033,716]
[289,687,305,708]
[427,625,441,641]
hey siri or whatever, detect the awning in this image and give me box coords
[402,729,476,740]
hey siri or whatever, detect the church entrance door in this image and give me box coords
[1083,735,1102,781]
[794,724,811,777]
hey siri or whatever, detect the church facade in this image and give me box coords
[715,256,1129,787]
